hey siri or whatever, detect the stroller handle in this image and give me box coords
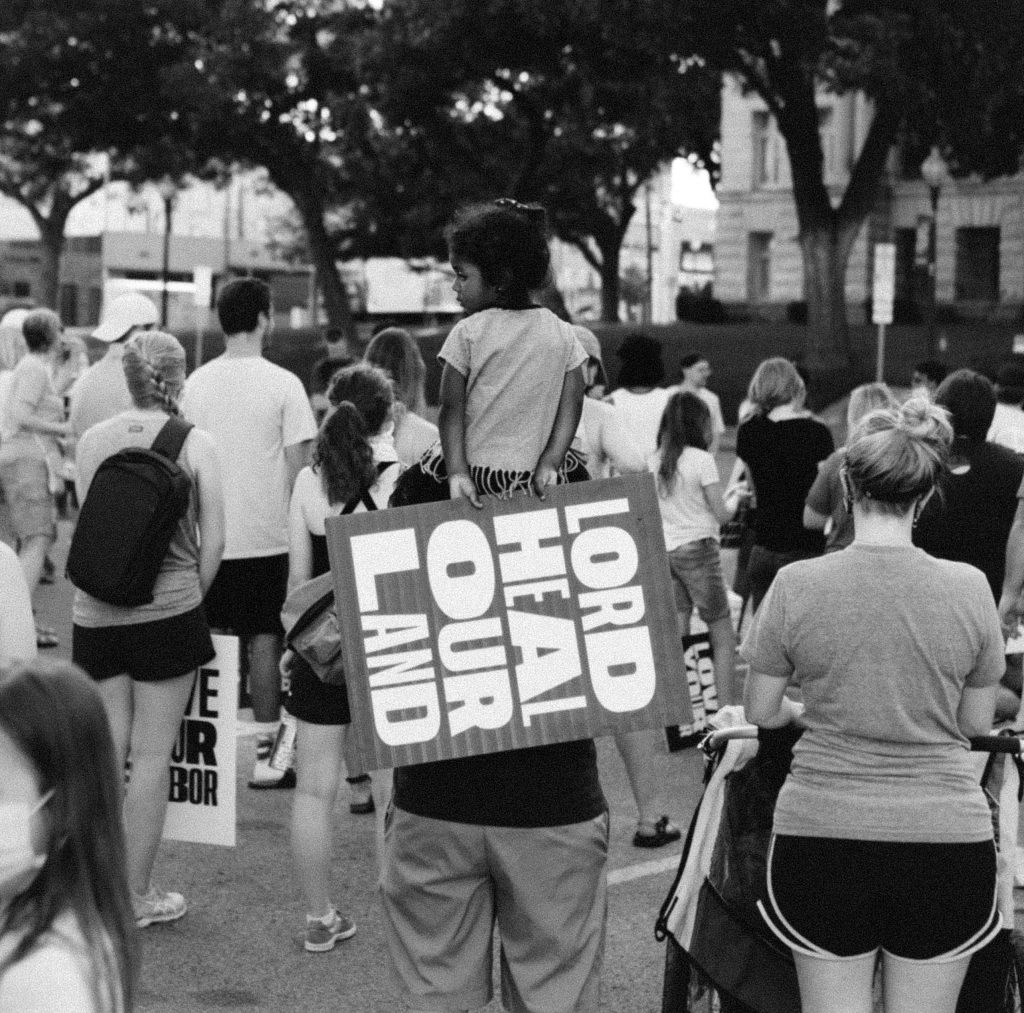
[969,734,1024,754]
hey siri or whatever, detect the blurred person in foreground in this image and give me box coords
[0,661,138,1012]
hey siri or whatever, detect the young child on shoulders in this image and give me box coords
[429,199,588,506]
[651,391,740,705]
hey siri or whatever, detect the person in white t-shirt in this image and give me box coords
[988,357,1024,454]
[678,351,726,456]
[651,391,740,706]
[607,332,671,458]
[181,278,318,790]
[571,326,645,478]
[69,292,159,440]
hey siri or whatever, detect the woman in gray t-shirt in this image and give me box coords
[742,397,1003,1013]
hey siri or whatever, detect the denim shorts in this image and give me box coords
[667,538,731,624]
[0,457,55,542]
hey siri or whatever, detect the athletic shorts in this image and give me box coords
[380,806,609,1013]
[667,538,731,624]
[283,653,351,726]
[760,833,1001,962]
[73,606,214,683]
[203,554,288,637]
[0,458,56,542]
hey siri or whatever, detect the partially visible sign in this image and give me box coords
[872,242,896,325]
[665,632,719,751]
[327,475,690,771]
[163,634,239,847]
[192,265,214,309]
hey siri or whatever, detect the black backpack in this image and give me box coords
[67,415,194,607]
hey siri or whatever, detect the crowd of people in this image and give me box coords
[2,196,1024,1012]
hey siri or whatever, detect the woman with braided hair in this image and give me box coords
[72,330,225,929]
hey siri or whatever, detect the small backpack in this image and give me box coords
[67,415,194,607]
[281,462,390,686]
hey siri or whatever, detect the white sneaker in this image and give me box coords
[134,887,187,928]
[248,734,296,790]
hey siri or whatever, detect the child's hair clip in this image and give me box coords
[494,197,546,225]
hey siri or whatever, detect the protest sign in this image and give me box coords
[326,474,690,771]
[163,634,239,847]
[665,632,720,751]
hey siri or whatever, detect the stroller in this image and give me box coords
[656,720,1024,1013]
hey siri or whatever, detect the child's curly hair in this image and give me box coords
[315,363,394,506]
[445,199,551,305]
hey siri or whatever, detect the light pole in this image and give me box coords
[156,176,178,328]
[920,146,949,358]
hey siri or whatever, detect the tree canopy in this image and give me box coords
[670,0,1024,368]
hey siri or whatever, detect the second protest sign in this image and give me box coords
[326,474,690,771]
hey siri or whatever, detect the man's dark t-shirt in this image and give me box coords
[914,440,1024,601]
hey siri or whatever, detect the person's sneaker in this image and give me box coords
[248,733,296,790]
[304,909,357,953]
[134,887,187,928]
[632,815,682,849]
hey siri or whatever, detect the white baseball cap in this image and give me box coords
[0,308,30,331]
[92,293,159,343]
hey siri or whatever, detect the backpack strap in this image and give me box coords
[342,461,392,514]
[151,415,194,462]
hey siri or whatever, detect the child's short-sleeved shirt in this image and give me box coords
[439,307,586,472]
[648,446,721,550]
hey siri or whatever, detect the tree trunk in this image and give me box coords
[283,180,357,347]
[799,226,855,370]
[599,245,621,323]
[37,226,64,311]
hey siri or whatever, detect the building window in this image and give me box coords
[59,284,79,326]
[87,286,102,326]
[751,111,779,189]
[894,228,917,302]
[747,232,772,303]
[955,227,1000,301]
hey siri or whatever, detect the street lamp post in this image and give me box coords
[920,146,949,358]
[156,176,178,328]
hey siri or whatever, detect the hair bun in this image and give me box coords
[896,395,953,446]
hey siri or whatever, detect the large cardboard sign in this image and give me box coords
[163,634,239,847]
[327,474,690,771]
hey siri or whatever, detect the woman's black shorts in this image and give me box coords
[760,833,1001,962]
[283,653,351,726]
[73,606,215,683]
[203,554,289,637]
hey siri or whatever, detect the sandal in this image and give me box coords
[632,815,682,849]
[35,625,59,649]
